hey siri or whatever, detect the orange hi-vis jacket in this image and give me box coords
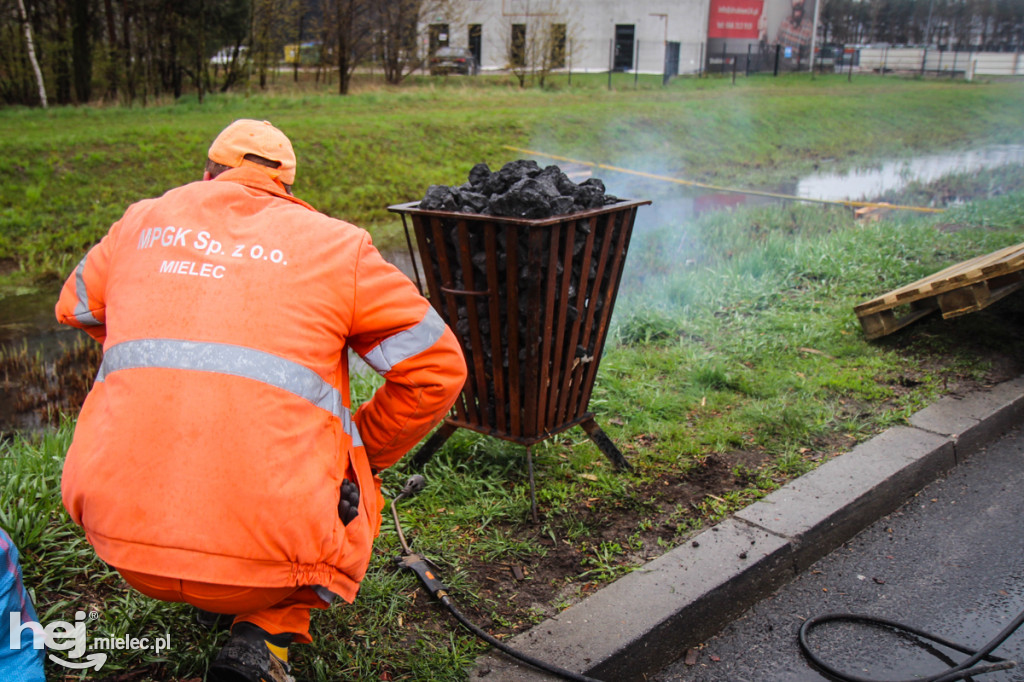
[55,167,466,603]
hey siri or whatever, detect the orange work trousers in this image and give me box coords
[116,568,328,644]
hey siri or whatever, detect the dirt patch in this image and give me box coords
[431,448,780,635]
[0,258,17,278]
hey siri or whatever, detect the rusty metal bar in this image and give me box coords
[399,213,424,294]
[547,220,577,433]
[588,208,636,402]
[410,422,457,469]
[455,218,490,427]
[535,224,562,431]
[556,219,597,426]
[434,217,479,425]
[484,225,507,434]
[523,227,547,436]
[573,212,617,418]
[505,223,522,438]
[580,209,632,413]
[415,217,467,424]
[580,416,631,472]
[562,218,599,422]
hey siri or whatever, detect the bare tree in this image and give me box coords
[99,0,118,100]
[333,0,373,94]
[500,0,577,87]
[376,0,423,84]
[533,13,574,86]
[314,5,335,85]
[374,0,462,85]
[16,0,47,106]
[251,0,297,88]
[68,0,92,102]
[290,0,304,81]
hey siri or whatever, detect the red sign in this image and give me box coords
[708,0,764,39]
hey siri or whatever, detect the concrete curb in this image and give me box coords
[469,376,1024,681]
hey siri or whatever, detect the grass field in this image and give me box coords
[2,71,1022,285]
[2,72,1024,681]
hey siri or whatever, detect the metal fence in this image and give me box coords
[859,47,1024,78]
[558,39,707,79]
[560,39,840,83]
[498,39,1023,86]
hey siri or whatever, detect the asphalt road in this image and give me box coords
[653,425,1024,682]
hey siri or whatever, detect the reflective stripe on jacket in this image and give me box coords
[55,167,466,602]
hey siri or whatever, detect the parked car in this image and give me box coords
[814,44,841,67]
[210,46,246,66]
[430,47,478,75]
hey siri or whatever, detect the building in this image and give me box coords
[425,0,712,77]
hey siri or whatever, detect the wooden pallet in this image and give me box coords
[854,241,1024,339]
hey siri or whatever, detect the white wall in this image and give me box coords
[433,0,711,75]
[858,47,1024,77]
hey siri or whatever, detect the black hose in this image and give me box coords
[389,475,604,682]
[438,593,604,682]
[797,610,1024,682]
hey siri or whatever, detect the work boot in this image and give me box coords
[207,622,296,682]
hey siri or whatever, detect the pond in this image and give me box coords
[617,144,1024,230]
[796,144,1024,202]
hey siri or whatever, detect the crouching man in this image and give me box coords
[55,119,467,682]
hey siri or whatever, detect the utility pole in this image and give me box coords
[923,0,935,45]
[921,0,935,75]
[809,0,822,73]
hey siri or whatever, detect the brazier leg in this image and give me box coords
[580,417,632,472]
[409,422,458,469]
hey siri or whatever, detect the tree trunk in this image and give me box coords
[122,0,136,104]
[171,30,182,99]
[294,8,304,82]
[55,3,72,103]
[71,0,92,102]
[197,0,206,103]
[16,0,48,107]
[337,0,350,94]
[103,0,119,100]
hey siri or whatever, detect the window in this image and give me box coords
[614,24,635,71]
[550,23,567,68]
[469,24,482,66]
[510,24,526,67]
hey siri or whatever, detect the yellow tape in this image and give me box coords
[503,145,946,215]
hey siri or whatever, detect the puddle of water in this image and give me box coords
[0,289,66,350]
[796,144,1024,202]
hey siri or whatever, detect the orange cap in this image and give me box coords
[208,119,296,185]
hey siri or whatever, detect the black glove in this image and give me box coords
[338,478,360,526]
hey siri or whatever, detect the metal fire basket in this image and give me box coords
[389,198,650,515]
